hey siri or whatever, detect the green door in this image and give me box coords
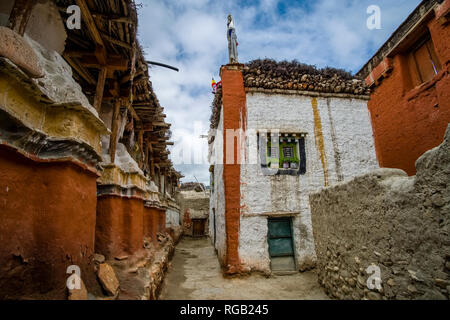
[268,218,296,271]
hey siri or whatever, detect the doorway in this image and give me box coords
[192,218,206,237]
[267,217,296,271]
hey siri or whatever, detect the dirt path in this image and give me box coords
[159,237,329,300]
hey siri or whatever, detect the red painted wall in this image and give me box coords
[0,145,98,299]
[367,13,450,175]
[221,65,247,274]
[95,195,143,259]
[157,208,166,234]
[144,206,159,244]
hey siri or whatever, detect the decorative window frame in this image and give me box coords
[258,132,306,176]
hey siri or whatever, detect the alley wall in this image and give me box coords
[310,125,450,300]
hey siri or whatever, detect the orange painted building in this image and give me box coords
[0,0,182,299]
[357,0,450,175]
[220,65,246,274]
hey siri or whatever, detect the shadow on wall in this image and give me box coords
[310,124,450,300]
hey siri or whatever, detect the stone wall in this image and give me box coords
[178,189,210,237]
[209,107,226,265]
[310,125,450,300]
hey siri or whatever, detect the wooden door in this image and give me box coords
[268,218,296,271]
[192,219,205,237]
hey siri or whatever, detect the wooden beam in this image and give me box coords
[120,70,145,85]
[126,103,140,122]
[146,141,153,153]
[101,33,132,50]
[91,12,134,24]
[76,0,104,46]
[138,129,144,168]
[65,50,123,61]
[153,122,170,128]
[63,55,96,85]
[108,84,120,98]
[136,123,153,131]
[80,56,129,71]
[93,66,107,112]
[109,95,121,163]
[106,68,115,79]
[95,45,107,66]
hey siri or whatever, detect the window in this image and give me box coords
[260,133,306,175]
[268,146,278,158]
[283,147,293,158]
[407,34,442,87]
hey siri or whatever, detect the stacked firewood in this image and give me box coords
[243,59,369,96]
[210,86,222,129]
[180,182,206,192]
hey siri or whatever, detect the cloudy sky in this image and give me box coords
[137,0,421,185]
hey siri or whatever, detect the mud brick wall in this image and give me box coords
[310,125,450,300]
[95,196,144,259]
[0,146,99,299]
[365,4,450,176]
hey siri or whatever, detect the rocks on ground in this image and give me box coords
[97,263,120,297]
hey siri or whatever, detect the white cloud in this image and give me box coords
[136,0,421,184]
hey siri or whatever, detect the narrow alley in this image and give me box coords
[1,0,449,305]
[159,237,328,300]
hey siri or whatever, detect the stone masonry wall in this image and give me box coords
[178,190,210,236]
[310,125,450,300]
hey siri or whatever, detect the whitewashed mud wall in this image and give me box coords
[209,108,227,265]
[310,125,450,300]
[239,92,378,273]
[166,208,180,227]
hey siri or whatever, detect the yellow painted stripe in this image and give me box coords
[312,97,329,187]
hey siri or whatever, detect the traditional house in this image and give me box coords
[0,0,181,299]
[179,182,210,237]
[356,0,449,175]
[208,58,379,274]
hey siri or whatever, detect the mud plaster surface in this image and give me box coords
[159,237,328,300]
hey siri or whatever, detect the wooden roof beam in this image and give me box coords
[75,0,105,47]
[93,66,107,112]
[126,103,140,122]
[91,12,134,24]
[63,55,96,85]
[137,123,153,131]
[95,45,107,66]
[80,56,129,71]
[101,33,132,50]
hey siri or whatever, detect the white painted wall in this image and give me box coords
[166,208,180,227]
[208,107,227,265]
[238,92,378,273]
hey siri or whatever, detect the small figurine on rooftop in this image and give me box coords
[227,14,238,64]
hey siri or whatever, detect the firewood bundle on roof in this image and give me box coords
[209,86,222,129]
[243,59,370,96]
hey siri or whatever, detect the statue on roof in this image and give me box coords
[227,14,238,64]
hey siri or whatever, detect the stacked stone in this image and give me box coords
[243,59,370,96]
[310,126,450,300]
[210,86,222,129]
[180,182,206,192]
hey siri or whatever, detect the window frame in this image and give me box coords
[260,133,306,175]
[407,33,442,87]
